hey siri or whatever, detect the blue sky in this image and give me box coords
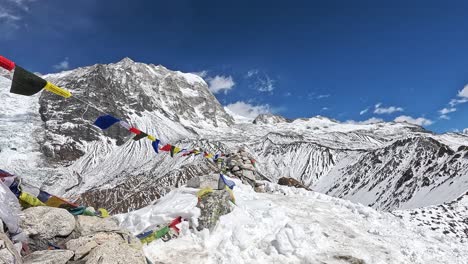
[1,0,467,133]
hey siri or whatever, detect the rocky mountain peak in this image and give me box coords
[253,114,288,125]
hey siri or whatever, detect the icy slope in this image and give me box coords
[117,181,467,264]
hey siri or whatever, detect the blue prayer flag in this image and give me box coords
[152,139,160,154]
[220,174,235,190]
[94,115,120,130]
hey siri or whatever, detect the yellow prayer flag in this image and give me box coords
[44,81,72,98]
[147,135,156,141]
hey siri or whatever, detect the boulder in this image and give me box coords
[21,207,76,239]
[186,174,222,190]
[240,164,255,171]
[242,170,256,181]
[0,233,22,264]
[75,216,120,237]
[66,232,123,260]
[23,250,74,264]
[231,166,241,172]
[197,190,233,231]
[84,240,146,264]
[277,177,310,191]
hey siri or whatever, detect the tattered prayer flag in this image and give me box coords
[119,121,131,130]
[147,135,156,141]
[133,131,148,141]
[10,65,47,96]
[220,174,236,190]
[152,139,160,154]
[204,152,214,159]
[43,82,72,98]
[213,154,219,161]
[170,146,181,157]
[129,127,141,135]
[94,115,120,130]
[160,144,172,152]
[168,216,182,233]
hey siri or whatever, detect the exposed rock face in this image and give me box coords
[74,216,120,237]
[84,240,146,264]
[0,232,22,264]
[196,190,233,231]
[23,250,74,264]
[277,177,310,190]
[21,207,76,239]
[253,114,288,125]
[40,58,233,165]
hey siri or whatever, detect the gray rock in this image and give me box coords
[197,190,234,231]
[23,250,74,264]
[186,177,201,188]
[185,174,220,190]
[66,232,123,260]
[21,207,76,239]
[242,170,256,181]
[240,164,255,171]
[0,233,22,264]
[84,240,146,264]
[231,166,241,172]
[75,216,120,237]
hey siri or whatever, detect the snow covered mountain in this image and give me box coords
[1,59,467,221]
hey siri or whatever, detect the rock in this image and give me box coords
[241,156,249,161]
[23,250,74,264]
[66,232,124,260]
[84,240,146,264]
[231,166,241,172]
[277,177,310,191]
[242,170,256,181]
[0,233,22,264]
[21,207,76,239]
[333,255,366,264]
[197,190,233,231]
[75,216,120,236]
[240,164,255,171]
[185,174,221,190]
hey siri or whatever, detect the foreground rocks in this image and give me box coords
[0,206,147,264]
[196,190,234,231]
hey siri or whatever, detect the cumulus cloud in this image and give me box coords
[207,75,235,94]
[439,107,456,115]
[53,57,70,71]
[374,103,404,114]
[359,108,369,115]
[346,117,383,125]
[463,128,468,134]
[224,101,272,121]
[394,115,433,126]
[459,85,468,98]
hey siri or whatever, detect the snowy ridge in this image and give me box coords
[116,180,468,263]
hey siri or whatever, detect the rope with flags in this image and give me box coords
[0,55,225,162]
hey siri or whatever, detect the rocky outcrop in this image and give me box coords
[278,177,311,191]
[23,250,74,264]
[196,189,234,231]
[0,206,146,263]
[253,114,288,125]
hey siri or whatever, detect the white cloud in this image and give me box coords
[0,0,35,34]
[439,115,450,120]
[463,128,468,134]
[359,108,369,115]
[316,94,330,99]
[346,117,383,125]
[394,115,433,126]
[449,97,468,107]
[321,107,329,111]
[192,70,208,78]
[245,70,275,93]
[53,57,70,71]
[207,75,235,94]
[374,103,404,114]
[439,107,456,115]
[224,101,271,121]
[458,85,468,98]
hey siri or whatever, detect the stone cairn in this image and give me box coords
[224,149,257,187]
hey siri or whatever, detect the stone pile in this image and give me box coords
[225,149,257,186]
[1,206,146,264]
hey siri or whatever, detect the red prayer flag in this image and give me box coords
[160,144,172,152]
[129,127,141,135]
